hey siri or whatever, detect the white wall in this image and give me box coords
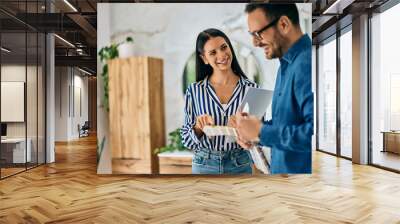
[55,66,68,141]
[1,66,27,141]
[72,72,89,138]
[1,63,46,163]
[1,65,37,137]
[54,67,89,141]
[97,3,112,174]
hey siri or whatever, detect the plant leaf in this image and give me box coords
[153,128,188,154]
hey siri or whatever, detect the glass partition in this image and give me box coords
[371,3,400,171]
[339,29,352,158]
[1,30,28,178]
[0,1,46,179]
[317,36,337,155]
[27,30,38,169]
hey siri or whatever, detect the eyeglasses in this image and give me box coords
[248,17,280,40]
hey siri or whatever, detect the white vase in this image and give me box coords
[118,42,135,58]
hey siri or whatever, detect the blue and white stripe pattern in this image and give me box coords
[181,75,258,152]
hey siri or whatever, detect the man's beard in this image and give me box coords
[270,32,285,59]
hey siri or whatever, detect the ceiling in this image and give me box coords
[0,0,97,74]
[311,0,391,44]
[0,0,396,74]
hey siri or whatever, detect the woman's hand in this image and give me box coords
[194,114,214,137]
[227,115,237,128]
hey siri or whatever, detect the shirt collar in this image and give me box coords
[205,74,246,88]
[281,34,311,64]
[238,75,245,87]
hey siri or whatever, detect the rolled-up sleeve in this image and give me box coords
[181,85,202,151]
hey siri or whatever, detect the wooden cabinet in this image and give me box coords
[158,152,193,174]
[382,131,400,154]
[108,57,165,174]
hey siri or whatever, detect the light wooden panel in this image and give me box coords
[112,159,151,174]
[158,156,192,174]
[109,57,150,159]
[148,58,164,174]
[108,57,165,174]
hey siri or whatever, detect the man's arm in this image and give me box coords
[259,65,313,153]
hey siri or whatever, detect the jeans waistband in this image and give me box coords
[194,148,245,160]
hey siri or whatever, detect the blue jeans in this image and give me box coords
[192,148,253,174]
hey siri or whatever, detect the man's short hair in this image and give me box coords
[245,3,300,26]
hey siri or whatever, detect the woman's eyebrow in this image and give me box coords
[207,43,227,53]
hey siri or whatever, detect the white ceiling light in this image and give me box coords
[54,34,75,48]
[78,67,93,76]
[63,0,78,12]
[1,47,11,53]
[323,0,354,15]
[76,48,85,55]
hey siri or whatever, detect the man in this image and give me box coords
[236,4,313,174]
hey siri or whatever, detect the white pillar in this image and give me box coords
[46,33,55,163]
[352,14,369,164]
[45,0,56,163]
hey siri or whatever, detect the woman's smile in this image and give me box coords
[216,57,230,65]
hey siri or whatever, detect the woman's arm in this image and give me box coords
[180,85,203,150]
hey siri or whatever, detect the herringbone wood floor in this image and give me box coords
[1,135,400,224]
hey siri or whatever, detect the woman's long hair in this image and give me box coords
[195,28,247,82]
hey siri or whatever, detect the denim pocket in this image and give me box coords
[193,153,207,165]
[233,151,251,167]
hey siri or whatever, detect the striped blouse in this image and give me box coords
[181,75,259,152]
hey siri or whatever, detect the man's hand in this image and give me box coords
[236,135,253,149]
[236,112,262,147]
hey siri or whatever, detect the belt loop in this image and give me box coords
[230,150,234,161]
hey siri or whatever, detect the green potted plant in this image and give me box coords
[154,128,189,154]
[98,37,133,111]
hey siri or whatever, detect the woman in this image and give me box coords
[181,28,259,174]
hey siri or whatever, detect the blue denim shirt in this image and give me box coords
[259,34,313,174]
